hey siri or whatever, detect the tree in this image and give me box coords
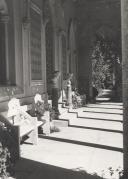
[91,35,122,92]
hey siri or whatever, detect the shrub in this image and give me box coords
[0,142,11,178]
[0,122,15,178]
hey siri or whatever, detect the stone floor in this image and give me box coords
[14,102,123,179]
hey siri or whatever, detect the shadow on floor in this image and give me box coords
[78,115,122,123]
[83,110,122,115]
[85,105,122,110]
[69,124,123,134]
[40,135,123,153]
[14,158,103,179]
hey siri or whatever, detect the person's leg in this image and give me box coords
[52,88,59,116]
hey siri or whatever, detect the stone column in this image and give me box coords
[0,14,9,84]
[121,0,128,174]
[22,0,31,94]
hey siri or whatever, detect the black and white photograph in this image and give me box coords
[0,0,126,178]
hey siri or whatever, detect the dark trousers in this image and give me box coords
[52,88,59,113]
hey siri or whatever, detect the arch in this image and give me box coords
[91,23,121,45]
[96,26,114,38]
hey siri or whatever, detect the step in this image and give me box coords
[58,106,68,115]
[68,108,123,122]
[41,127,123,151]
[19,138,123,179]
[98,102,123,106]
[59,112,77,119]
[69,118,122,133]
[17,102,123,179]
[78,111,123,122]
[55,117,122,133]
[58,110,123,132]
[86,104,123,109]
[59,108,123,132]
[96,97,111,101]
[68,107,84,114]
[83,107,123,114]
[68,105,123,115]
[53,119,69,127]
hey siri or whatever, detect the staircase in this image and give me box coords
[18,102,123,179]
[41,102,123,178]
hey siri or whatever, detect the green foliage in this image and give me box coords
[0,124,14,178]
[0,142,10,178]
[72,90,86,108]
[91,35,121,90]
[34,101,45,118]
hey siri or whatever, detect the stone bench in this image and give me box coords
[0,97,49,160]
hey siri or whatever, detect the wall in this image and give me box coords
[0,0,77,110]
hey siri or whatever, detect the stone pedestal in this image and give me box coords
[67,80,72,108]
